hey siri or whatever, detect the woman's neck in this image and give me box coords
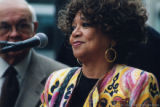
[81,58,113,79]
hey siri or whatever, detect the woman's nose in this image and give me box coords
[71,27,82,37]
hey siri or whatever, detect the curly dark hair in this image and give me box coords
[58,0,148,64]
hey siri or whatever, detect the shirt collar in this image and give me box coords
[0,58,9,78]
[14,50,32,82]
[0,50,32,83]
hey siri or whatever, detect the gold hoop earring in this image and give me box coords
[77,58,82,65]
[105,47,117,63]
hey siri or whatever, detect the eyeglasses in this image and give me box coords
[0,22,33,35]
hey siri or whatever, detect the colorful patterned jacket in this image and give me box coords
[41,64,160,107]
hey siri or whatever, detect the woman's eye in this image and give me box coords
[71,26,76,31]
[82,23,91,27]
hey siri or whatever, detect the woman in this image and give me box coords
[41,0,160,106]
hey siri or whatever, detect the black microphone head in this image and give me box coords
[35,33,48,48]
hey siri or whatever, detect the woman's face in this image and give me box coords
[70,12,112,61]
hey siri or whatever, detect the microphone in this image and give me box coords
[0,41,16,48]
[0,33,48,54]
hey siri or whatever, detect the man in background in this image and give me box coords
[0,0,67,107]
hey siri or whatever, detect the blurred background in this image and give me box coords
[26,0,160,66]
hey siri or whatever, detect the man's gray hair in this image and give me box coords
[28,4,37,22]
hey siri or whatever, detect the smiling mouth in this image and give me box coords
[72,41,84,47]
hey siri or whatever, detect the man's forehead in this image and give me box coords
[0,1,32,21]
[0,0,29,11]
[0,0,27,4]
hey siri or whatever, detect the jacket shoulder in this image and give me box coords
[30,50,68,74]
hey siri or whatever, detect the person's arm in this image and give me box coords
[40,72,54,107]
[40,68,72,107]
[130,72,160,107]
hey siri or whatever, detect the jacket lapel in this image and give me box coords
[15,51,47,107]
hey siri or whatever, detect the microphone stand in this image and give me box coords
[0,41,15,54]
